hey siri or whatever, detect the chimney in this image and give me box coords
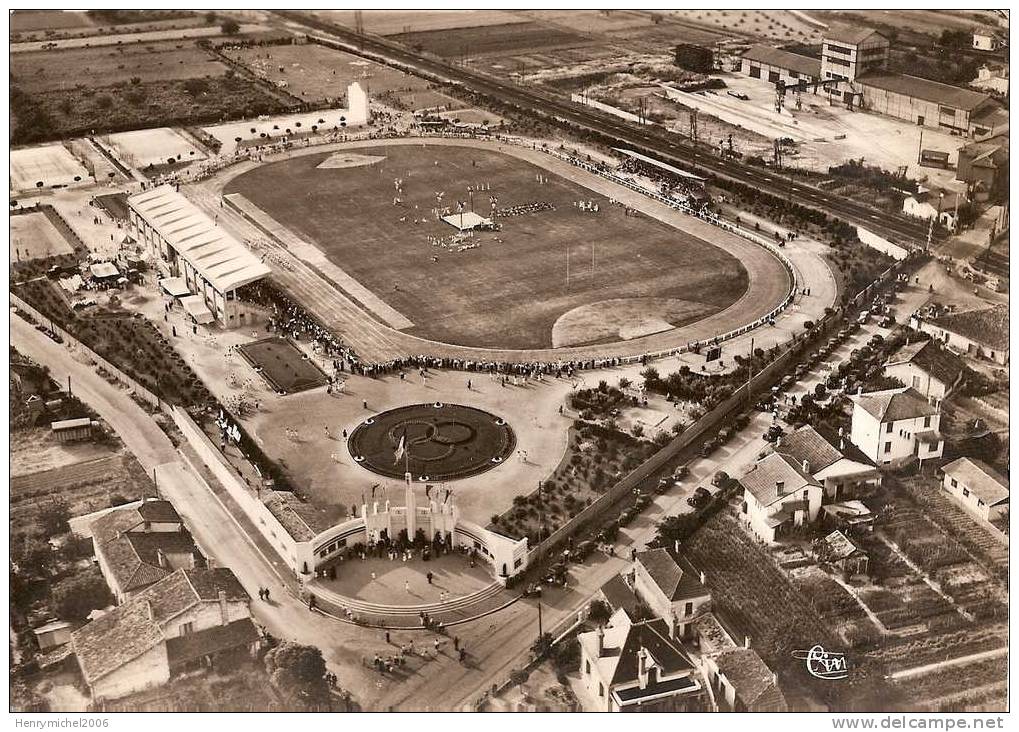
[637,647,649,689]
[775,436,782,448]
[595,625,604,657]
[673,540,680,554]
[156,548,166,568]
[699,571,706,585]
[145,600,155,622]
[218,589,229,626]
[802,459,811,474]
[744,635,751,649]
[857,386,863,395]
[776,480,786,496]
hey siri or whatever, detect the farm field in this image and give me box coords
[9,9,94,33]
[224,144,749,350]
[314,10,525,36]
[390,22,593,60]
[665,9,823,43]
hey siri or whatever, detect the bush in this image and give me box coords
[221,19,240,34]
[51,567,112,621]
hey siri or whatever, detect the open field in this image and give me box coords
[665,9,823,43]
[10,212,75,263]
[225,144,749,350]
[9,10,94,33]
[390,22,593,60]
[314,10,526,36]
[9,144,91,191]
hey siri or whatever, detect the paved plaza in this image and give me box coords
[317,552,494,606]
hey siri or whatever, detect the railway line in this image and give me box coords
[275,11,930,248]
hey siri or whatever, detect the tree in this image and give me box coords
[38,499,70,538]
[587,599,611,624]
[221,19,240,34]
[13,537,53,578]
[51,568,112,621]
[264,642,330,708]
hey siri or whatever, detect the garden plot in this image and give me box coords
[10,212,75,263]
[10,144,91,192]
[105,127,207,169]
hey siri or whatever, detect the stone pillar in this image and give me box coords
[405,472,416,538]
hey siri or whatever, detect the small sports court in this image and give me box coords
[10,211,76,262]
[10,144,90,192]
[237,337,329,394]
[105,127,207,169]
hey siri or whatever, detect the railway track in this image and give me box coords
[274,11,929,248]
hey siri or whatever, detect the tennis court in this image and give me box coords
[105,127,207,169]
[10,144,91,192]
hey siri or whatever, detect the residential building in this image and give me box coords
[33,621,74,652]
[577,608,707,712]
[70,567,258,701]
[818,530,870,577]
[738,45,821,86]
[631,548,711,640]
[884,338,965,408]
[820,22,889,83]
[902,189,965,232]
[91,500,203,603]
[941,457,1009,522]
[704,647,788,712]
[973,30,1004,52]
[916,304,1009,365]
[127,186,271,329]
[971,63,1009,95]
[848,387,944,466]
[740,452,824,545]
[956,135,1009,199]
[773,425,882,501]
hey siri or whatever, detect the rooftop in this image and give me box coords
[942,457,1009,506]
[579,611,696,690]
[635,548,708,602]
[742,44,821,78]
[859,73,992,112]
[714,647,788,711]
[740,452,819,507]
[850,387,939,423]
[822,529,865,561]
[127,185,270,294]
[823,21,886,46]
[775,425,843,473]
[885,338,965,388]
[928,305,1009,350]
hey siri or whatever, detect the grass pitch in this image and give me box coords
[225,144,749,350]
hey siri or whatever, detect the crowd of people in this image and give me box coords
[494,200,555,218]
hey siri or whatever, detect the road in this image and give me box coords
[274,11,929,248]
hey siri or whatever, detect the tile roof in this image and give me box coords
[742,44,821,78]
[823,22,886,46]
[636,548,708,602]
[71,568,250,684]
[886,339,965,388]
[714,648,788,711]
[775,425,843,473]
[942,457,1009,506]
[166,618,259,667]
[928,305,1009,350]
[850,387,939,423]
[859,73,992,111]
[740,452,819,507]
[599,574,641,617]
[127,185,270,294]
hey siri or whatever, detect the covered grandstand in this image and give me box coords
[127,185,271,328]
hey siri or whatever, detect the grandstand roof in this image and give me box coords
[127,185,270,293]
[612,148,706,182]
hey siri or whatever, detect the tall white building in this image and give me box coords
[848,387,944,466]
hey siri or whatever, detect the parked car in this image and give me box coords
[687,487,711,509]
[764,425,785,443]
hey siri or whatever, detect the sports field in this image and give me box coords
[105,127,207,169]
[10,212,75,262]
[10,144,90,191]
[238,337,328,394]
[225,144,750,350]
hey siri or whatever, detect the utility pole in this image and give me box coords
[916,126,924,165]
[538,601,544,638]
[67,375,71,396]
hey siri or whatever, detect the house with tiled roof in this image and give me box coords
[773,425,881,501]
[849,387,944,466]
[884,338,965,408]
[577,608,707,712]
[70,567,257,701]
[739,452,823,545]
[917,305,1009,366]
[632,548,711,640]
[705,647,788,712]
[941,457,1009,522]
[91,499,203,603]
[956,134,1009,197]
[739,45,821,85]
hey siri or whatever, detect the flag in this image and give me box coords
[394,429,406,465]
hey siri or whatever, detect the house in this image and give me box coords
[773,425,882,501]
[956,135,1009,199]
[631,548,711,640]
[597,573,642,620]
[821,500,876,533]
[818,530,869,577]
[51,417,94,443]
[577,608,707,712]
[33,621,74,652]
[739,452,824,545]
[705,647,788,712]
[972,30,1004,52]
[941,457,1009,522]
[901,189,965,232]
[849,387,944,466]
[884,338,965,408]
[971,63,1009,95]
[916,305,1009,365]
[70,567,258,701]
[91,500,203,603]
[738,45,821,85]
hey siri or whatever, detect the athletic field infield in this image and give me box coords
[225,143,749,351]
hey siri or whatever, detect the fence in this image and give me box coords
[10,292,164,411]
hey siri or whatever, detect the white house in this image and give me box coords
[849,387,943,466]
[704,647,788,712]
[915,305,1009,366]
[884,338,965,408]
[740,452,824,545]
[773,425,882,502]
[972,63,1009,95]
[577,608,706,712]
[973,31,1003,52]
[631,548,711,640]
[71,568,258,701]
[941,457,1009,523]
[902,189,965,232]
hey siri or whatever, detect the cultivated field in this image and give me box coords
[390,22,592,60]
[224,144,749,350]
[666,9,824,43]
[314,10,525,36]
[9,10,94,33]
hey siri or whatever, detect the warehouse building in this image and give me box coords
[128,185,271,328]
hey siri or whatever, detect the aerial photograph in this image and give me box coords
[7,7,1010,717]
